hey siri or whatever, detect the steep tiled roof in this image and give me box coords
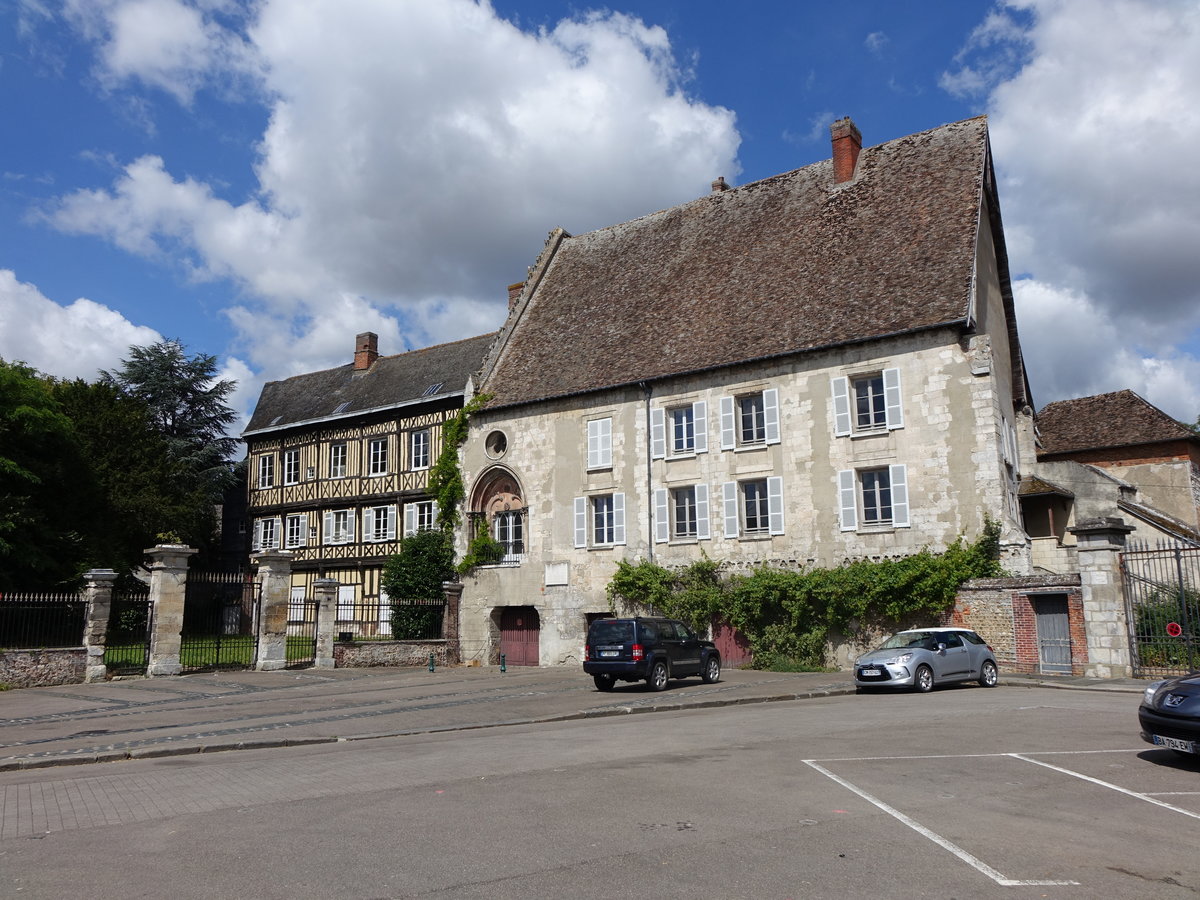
[243,333,496,435]
[1036,390,1197,455]
[483,117,994,408]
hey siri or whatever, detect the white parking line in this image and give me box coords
[802,760,1079,887]
[1009,753,1200,821]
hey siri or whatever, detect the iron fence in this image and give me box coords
[180,570,261,671]
[0,591,86,649]
[384,597,446,641]
[105,586,153,674]
[1122,539,1200,677]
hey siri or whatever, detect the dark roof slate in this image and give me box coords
[1036,390,1197,456]
[243,333,496,436]
[483,117,992,408]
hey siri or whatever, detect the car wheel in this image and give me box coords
[701,655,721,684]
[913,664,934,693]
[647,660,670,692]
[979,660,998,688]
[593,674,616,692]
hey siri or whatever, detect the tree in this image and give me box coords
[380,530,455,639]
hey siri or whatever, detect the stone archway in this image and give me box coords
[469,467,526,563]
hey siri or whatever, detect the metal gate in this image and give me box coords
[286,592,318,668]
[181,571,261,672]
[106,585,153,675]
[1121,540,1199,677]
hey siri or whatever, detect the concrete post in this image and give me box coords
[254,550,294,671]
[146,544,197,677]
[1069,517,1136,678]
[82,569,118,683]
[442,581,463,666]
[313,578,340,669]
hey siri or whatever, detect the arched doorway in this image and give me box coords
[499,606,540,666]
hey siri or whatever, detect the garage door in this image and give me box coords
[499,607,540,666]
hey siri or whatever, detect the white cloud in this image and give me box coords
[0,269,162,380]
[46,0,740,380]
[948,0,1200,420]
[864,31,888,55]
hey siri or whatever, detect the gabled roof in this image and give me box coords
[243,333,496,437]
[481,116,1006,409]
[1036,390,1198,456]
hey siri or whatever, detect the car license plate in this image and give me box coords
[600,650,618,658]
[1153,734,1197,753]
[860,668,881,677]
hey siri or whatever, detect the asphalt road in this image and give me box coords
[2,681,1195,899]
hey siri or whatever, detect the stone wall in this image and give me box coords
[0,648,85,688]
[953,575,1084,674]
[333,640,449,668]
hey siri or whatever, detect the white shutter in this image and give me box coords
[831,377,852,437]
[883,367,903,430]
[296,513,308,547]
[720,396,736,449]
[346,511,356,543]
[386,505,396,540]
[252,519,263,551]
[654,488,669,543]
[767,476,784,535]
[574,497,587,548]
[890,464,910,528]
[430,500,439,529]
[650,408,666,459]
[722,481,739,538]
[362,508,373,542]
[587,418,612,469]
[323,511,334,545]
[763,388,780,445]
[695,484,710,540]
[404,504,417,537]
[693,401,708,454]
[613,492,626,545]
[838,470,858,531]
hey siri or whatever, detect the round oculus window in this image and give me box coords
[485,430,508,459]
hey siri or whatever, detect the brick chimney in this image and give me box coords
[354,332,378,370]
[507,282,525,312]
[711,176,730,193]
[830,117,862,184]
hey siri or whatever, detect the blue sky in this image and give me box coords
[3,0,1199,429]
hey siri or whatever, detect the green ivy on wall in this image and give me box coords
[426,393,490,533]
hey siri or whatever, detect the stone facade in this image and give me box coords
[0,648,85,689]
[953,575,1085,674]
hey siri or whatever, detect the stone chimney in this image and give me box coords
[354,332,378,370]
[830,117,862,184]
[507,282,525,312]
[711,176,730,193]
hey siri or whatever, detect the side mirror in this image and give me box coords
[936,643,948,652]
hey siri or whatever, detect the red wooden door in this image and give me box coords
[712,620,752,668]
[499,607,540,666]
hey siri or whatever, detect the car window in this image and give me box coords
[676,623,696,641]
[939,633,964,648]
[880,632,933,649]
[961,631,986,645]
[589,621,633,644]
[640,622,658,643]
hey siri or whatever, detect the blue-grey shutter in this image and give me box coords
[719,396,736,449]
[838,470,857,531]
[574,497,587,548]
[654,488,669,543]
[889,464,910,527]
[767,476,784,535]
[722,481,739,538]
[650,408,666,460]
[763,388,780,444]
[323,511,335,544]
[695,484,710,540]
[386,506,396,541]
[831,377,852,437]
[613,493,626,545]
[883,367,903,430]
[693,401,708,454]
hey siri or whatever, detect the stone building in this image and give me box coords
[456,116,1035,667]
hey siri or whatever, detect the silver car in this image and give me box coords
[854,627,999,693]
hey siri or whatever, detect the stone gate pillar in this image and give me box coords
[312,578,340,669]
[82,568,118,683]
[254,550,294,671]
[146,544,197,677]
[1069,517,1136,678]
[442,581,463,666]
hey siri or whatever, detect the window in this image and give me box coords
[403,500,438,536]
[493,510,524,561]
[257,454,274,488]
[324,509,354,544]
[283,449,300,485]
[363,505,396,542]
[719,389,779,449]
[671,406,695,454]
[574,493,626,547]
[410,429,430,470]
[654,485,709,542]
[285,514,307,548]
[838,464,909,531]
[253,517,280,550]
[368,438,389,476]
[329,442,347,478]
[586,418,612,469]
[722,477,784,538]
[832,369,903,436]
[651,402,708,459]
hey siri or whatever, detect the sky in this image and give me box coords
[3,0,1200,432]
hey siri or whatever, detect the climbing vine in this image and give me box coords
[426,393,491,532]
[607,518,1003,670]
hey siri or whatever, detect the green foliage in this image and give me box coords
[389,603,443,640]
[606,519,1004,669]
[427,394,490,532]
[381,529,456,602]
[1134,586,1200,669]
[456,528,506,574]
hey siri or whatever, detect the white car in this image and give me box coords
[855,627,999,693]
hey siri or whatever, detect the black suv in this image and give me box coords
[583,617,721,691]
